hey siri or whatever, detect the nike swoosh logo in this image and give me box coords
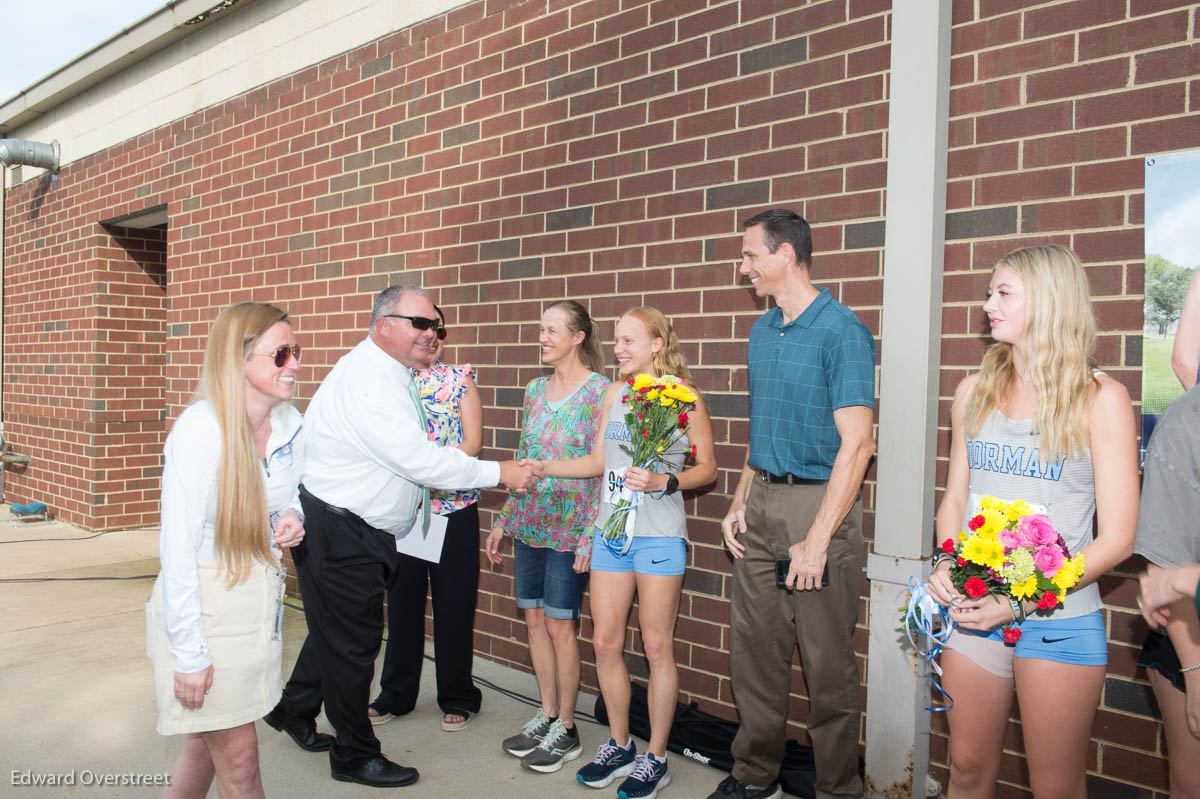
[651,557,669,564]
[1041,636,1072,644]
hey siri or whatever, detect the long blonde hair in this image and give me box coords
[622,306,693,383]
[196,302,289,585]
[965,245,1097,459]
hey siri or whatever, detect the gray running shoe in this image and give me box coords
[520,718,583,773]
[502,709,555,757]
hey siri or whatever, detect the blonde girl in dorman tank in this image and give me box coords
[926,246,1138,799]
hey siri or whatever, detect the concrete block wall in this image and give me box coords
[3,0,1199,794]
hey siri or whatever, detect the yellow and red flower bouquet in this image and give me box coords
[600,373,697,545]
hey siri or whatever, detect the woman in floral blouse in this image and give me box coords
[486,299,608,774]
[369,311,486,731]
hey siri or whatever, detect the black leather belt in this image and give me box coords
[757,470,827,486]
[299,484,354,518]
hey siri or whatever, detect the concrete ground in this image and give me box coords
[0,510,725,797]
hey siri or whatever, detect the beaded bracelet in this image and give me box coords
[1181,663,1200,674]
[931,552,955,570]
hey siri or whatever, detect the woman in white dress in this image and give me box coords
[147,302,306,798]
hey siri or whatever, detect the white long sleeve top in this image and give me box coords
[158,400,304,673]
[300,336,500,534]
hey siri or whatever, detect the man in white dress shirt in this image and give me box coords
[263,285,536,788]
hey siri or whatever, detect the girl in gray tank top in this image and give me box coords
[539,307,717,795]
[595,383,690,540]
[925,246,1139,799]
[962,409,1103,620]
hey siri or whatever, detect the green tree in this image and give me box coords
[1145,253,1193,335]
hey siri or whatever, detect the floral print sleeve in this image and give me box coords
[416,361,480,514]
[495,373,607,553]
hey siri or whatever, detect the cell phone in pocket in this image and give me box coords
[775,558,830,588]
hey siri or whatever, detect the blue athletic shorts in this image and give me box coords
[590,533,686,576]
[514,539,586,620]
[948,609,1106,676]
[1004,610,1107,665]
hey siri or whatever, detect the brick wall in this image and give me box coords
[2,0,1197,795]
[939,2,1198,797]
[95,225,168,529]
[3,180,167,529]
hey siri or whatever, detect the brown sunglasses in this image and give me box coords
[252,345,302,367]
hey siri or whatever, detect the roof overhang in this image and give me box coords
[0,0,262,136]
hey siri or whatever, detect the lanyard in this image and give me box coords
[405,371,431,536]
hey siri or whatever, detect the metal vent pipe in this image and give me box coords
[0,139,59,172]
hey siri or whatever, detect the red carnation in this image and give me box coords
[1002,627,1022,645]
[627,378,635,386]
[690,444,697,458]
[968,514,985,531]
[964,577,988,599]
[678,412,689,427]
[957,557,967,567]
[1037,592,1058,610]
[941,539,955,554]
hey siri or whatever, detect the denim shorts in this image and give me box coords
[514,539,586,620]
[591,533,686,576]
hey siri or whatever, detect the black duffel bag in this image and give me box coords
[595,682,833,798]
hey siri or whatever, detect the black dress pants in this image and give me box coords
[374,503,483,717]
[278,487,399,770]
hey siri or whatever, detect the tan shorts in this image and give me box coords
[146,561,285,735]
[943,628,1014,678]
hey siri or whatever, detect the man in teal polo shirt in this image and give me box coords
[710,209,876,799]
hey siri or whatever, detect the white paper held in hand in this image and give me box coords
[395,511,449,563]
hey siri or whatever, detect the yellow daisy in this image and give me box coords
[977,507,1007,536]
[1004,499,1033,523]
[1010,574,1039,600]
[978,495,1002,512]
[962,534,1005,570]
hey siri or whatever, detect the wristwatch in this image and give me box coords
[664,474,679,495]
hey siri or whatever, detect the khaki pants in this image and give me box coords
[730,479,865,798]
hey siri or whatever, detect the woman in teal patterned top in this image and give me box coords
[486,300,608,773]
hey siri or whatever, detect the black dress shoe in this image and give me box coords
[262,705,335,752]
[331,755,419,788]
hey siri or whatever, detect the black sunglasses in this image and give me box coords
[383,313,445,337]
[252,345,301,368]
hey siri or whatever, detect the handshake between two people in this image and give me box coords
[496,458,547,493]
[496,460,665,494]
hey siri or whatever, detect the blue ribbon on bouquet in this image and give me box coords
[904,577,956,711]
[602,464,666,557]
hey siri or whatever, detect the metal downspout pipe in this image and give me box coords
[0,139,60,172]
[0,139,57,486]
[1,163,6,495]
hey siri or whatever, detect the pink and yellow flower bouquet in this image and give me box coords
[938,495,1085,643]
